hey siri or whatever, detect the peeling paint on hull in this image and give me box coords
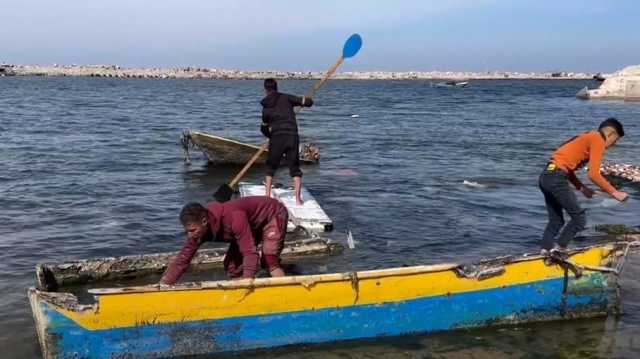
[30,274,612,358]
[29,243,630,358]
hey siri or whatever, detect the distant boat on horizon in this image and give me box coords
[431,80,470,88]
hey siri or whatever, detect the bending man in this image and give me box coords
[539,117,628,254]
[160,196,288,285]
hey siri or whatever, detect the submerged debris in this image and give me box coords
[595,224,640,235]
[463,180,487,189]
[601,162,640,182]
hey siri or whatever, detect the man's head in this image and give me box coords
[264,78,278,94]
[179,202,211,243]
[599,117,625,148]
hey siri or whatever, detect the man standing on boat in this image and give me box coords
[539,118,628,254]
[160,196,288,284]
[260,78,313,206]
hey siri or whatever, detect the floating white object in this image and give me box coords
[350,114,360,118]
[347,230,355,249]
[463,180,487,188]
[238,183,333,233]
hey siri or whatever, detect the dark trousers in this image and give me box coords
[266,134,302,178]
[538,169,586,250]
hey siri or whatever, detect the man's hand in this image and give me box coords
[612,191,629,202]
[581,186,594,199]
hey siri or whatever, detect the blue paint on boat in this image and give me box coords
[40,274,610,358]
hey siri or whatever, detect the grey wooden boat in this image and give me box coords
[181,130,320,165]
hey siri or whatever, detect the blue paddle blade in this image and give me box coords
[342,34,362,59]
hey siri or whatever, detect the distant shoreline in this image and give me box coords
[0,64,602,80]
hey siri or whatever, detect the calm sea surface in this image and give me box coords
[1,77,639,358]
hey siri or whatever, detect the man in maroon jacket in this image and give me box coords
[160,196,288,285]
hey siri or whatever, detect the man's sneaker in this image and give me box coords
[550,245,568,254]
[550,245,569,259]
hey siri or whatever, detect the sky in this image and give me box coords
[3,0,639,73]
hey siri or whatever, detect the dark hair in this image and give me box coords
[179,202,208,225]
[264,78,278,92]
[599,117,624,137]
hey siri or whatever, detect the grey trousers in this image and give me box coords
[538,169,587,250]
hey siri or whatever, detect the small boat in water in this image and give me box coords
[181,130,320,165]
[432,80,470,88]
[593,73,606,82]
[29,239,639,358]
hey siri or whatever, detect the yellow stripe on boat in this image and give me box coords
[56,246,609,330]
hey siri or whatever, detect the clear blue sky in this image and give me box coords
[3,0,639,72]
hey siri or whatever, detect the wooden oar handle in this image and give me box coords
[307,57,344,100]
[229,142,269,188]
[295,57,344,116]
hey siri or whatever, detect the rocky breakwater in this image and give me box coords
[0,64,17,76]
[4,64,597,80]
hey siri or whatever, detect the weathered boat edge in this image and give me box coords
[36,237,343,289]
[182,129,320,166]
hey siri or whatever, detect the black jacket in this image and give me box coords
[260,92,313,138]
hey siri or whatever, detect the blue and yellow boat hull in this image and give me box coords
[29,243,628,358]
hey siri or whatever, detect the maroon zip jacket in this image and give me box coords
[160,196,286,284]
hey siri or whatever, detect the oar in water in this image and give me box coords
[213,33,363,202]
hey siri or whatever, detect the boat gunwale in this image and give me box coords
[81,241,632,296]
[188,130,263,151]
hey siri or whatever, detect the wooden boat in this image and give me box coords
[29,239,639,358]
[432,80,469,88]
[35,236,342,290]
[593,73,606,82]
[181,130,320,165]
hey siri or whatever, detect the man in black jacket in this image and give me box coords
[260,78,313,206]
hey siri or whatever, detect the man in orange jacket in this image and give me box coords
[539,118,628,254]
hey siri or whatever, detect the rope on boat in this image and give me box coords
[348,272,360,304]
[546,254,583,278]
[615,240,640,274]
[237,280,256,302]
[546,240,640,278]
